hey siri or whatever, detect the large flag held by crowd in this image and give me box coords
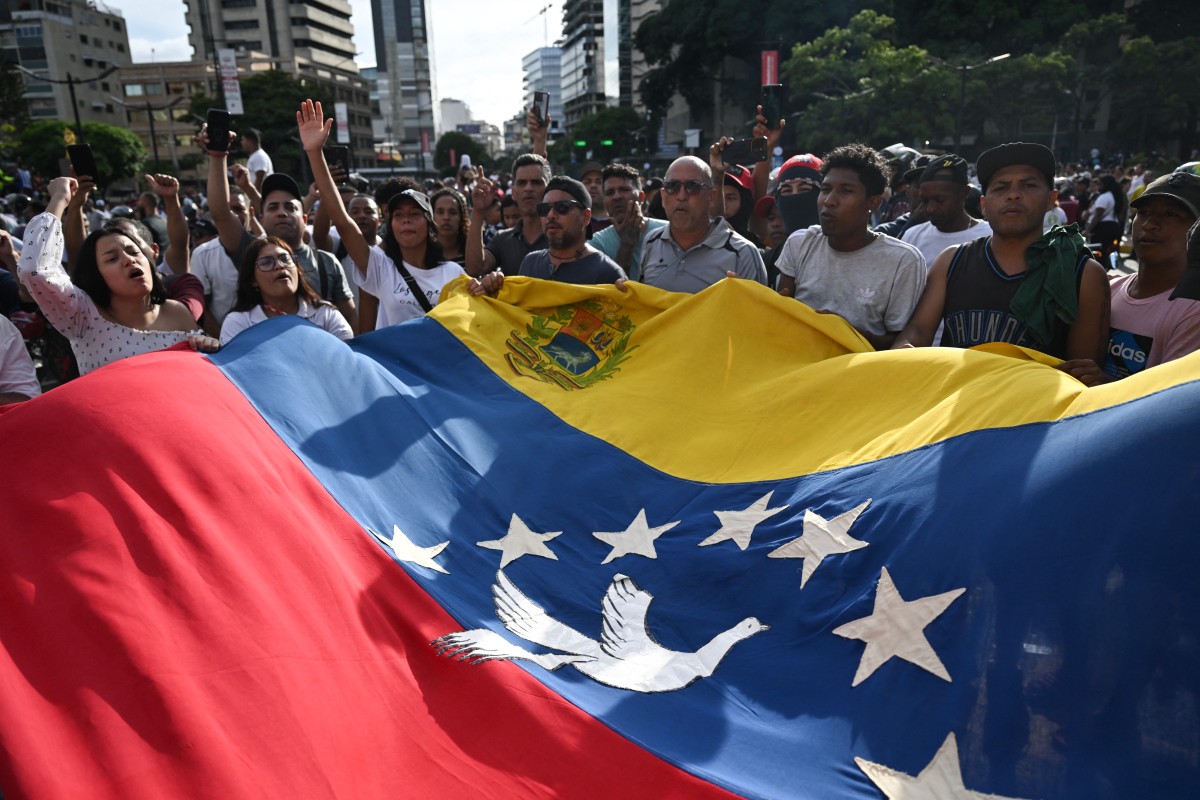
[1,277,1198,798]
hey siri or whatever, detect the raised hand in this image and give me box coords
[297,98,332,153]
[471,173,497,215]
[145,173,180,198]
[229,163,252,191]
[752,104,786,148]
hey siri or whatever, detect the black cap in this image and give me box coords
[902,154,937,184]
[977,142,1056,193]
[544,175,592,210]
[386,188,433,217]
[260,173,303,204]
[1131,172,1200,219]
[921,154,969,185]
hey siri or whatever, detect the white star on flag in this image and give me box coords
[369,525,449,574]
[768,499,871,588]
[699,491,789,551]
[855,733,1031,799]
[832,567,965,686]
[593,509,679,564]
[477,514,562,568]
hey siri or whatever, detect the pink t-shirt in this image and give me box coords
[1102,272,1200,378]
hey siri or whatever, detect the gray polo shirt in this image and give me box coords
[640,217,767,293]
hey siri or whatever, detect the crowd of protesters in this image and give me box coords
[2,95,1200,405]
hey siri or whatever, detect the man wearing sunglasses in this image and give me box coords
[469,176,625,296]
[640,156,767,293]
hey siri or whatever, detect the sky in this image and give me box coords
[111,0,564,129]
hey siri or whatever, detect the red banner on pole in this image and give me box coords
[762,50,778,86]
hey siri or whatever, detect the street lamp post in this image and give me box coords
[954,53,1010,153]
[110,95,185,168]
[17,64,119,141]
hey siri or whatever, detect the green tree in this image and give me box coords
[0,58,30,133]
[548,107,644,167]
[188,69,332,179]
[636,0,872,144]
[16,120,145,185]
[433,131,489,173]
[782,11,953,154]
[1110,35,1200,161]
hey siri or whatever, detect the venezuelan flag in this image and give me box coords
[1,277,1197,799]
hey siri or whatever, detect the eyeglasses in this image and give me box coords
[535,200,584,217]
[662,179,712,197]
[254,252,294,271]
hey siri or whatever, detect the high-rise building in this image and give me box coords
[184,0,356,69]
[182,0,372,169]
[0,0,131,127]
[522,46,563,136]
[369,0,438,173]
[559,0,630,128]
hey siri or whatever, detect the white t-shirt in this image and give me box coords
[777,225,926,336]
[246,149,273,182]
[219,298,354,345]
[1043,206,1068,234]
[191,236,239,323]
[0,313,40,399]
[901,219,992,271]
[1090,191,1117,224]
[357,246,464,328]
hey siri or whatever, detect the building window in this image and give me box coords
[105,103,114,113]
[80,34,88,43]
[226,19,259,30]
[126,84,144,96]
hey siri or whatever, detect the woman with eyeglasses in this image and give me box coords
[18,176,220,376]
[297,99,464,332]
[219,237,353,345]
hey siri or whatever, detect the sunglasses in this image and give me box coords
[254,252,295,271]
[535,200,584,217]
[662,179,712,197]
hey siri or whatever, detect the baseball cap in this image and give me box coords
[579,161,604,179]
[920,154,969,185]
[753,195,776,218]
[903,154,937,184]
[1132,172,1200,218]
[976,142,1056,193]
[190,218,218,236]
[387,188,433,217]
[260,173,303,204]
[544,175,592,209]
[723,163,754,193]
[777,154,823,185]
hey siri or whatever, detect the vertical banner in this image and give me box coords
[217,48,243,115]
[762,50,779,86]
[334,102,350,145]
[420,130,430,155]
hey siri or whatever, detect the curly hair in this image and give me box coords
[820,143,891,197]
[429,187,469,254]
[73,220,168,309]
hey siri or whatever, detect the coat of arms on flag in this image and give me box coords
[504,296,636,388]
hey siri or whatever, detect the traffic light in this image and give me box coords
[600,139,614,147]
[574,140,588,147]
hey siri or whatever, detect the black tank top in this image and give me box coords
[941,237,1087,358]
